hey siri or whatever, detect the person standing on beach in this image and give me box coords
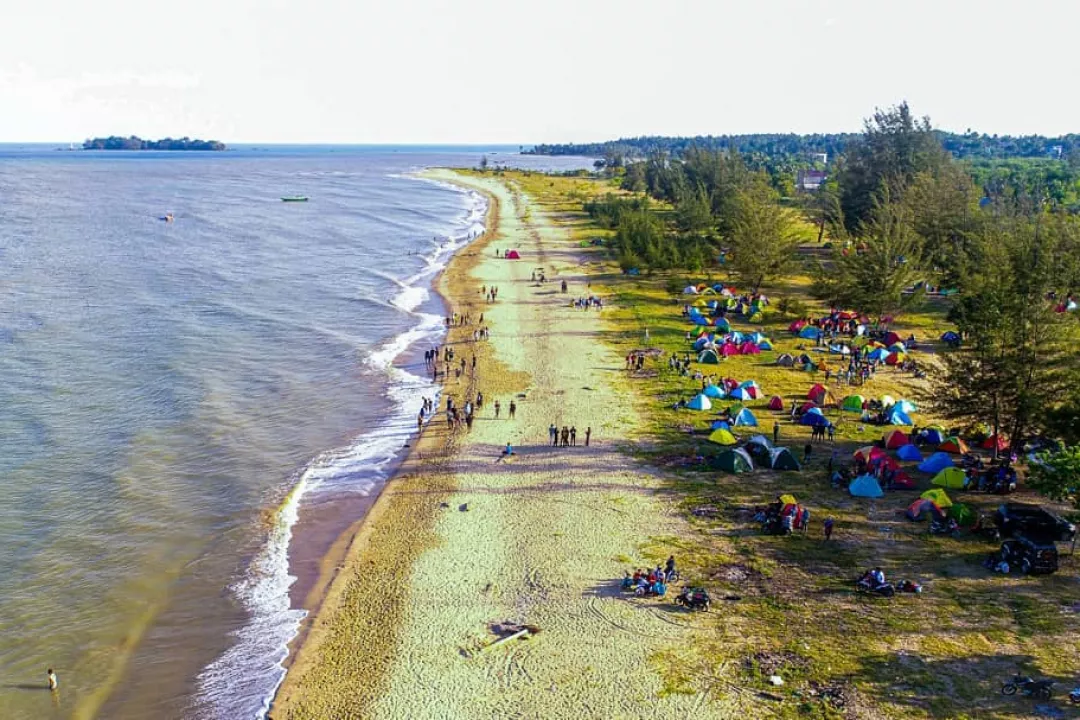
[585,427,591,446]
[772,421,780,445]
[508,400,517,419]
[561,426,569,447]
[494,400,501,419]
[47,668,58,691]
[570,426,577,446]
[417,411,424,433]
[823,517,835,541]
[550,423,557,446]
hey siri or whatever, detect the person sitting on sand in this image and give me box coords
[496,442,514,462]
[652,577,667,596]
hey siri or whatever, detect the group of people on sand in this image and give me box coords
[622,556,678,595]
[572,296,602,310]
[481,285,500,303]
[625,352,647,372]
[549,423,590,447]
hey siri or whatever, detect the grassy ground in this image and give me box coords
[477,168,1080,720]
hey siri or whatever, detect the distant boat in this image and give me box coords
[281,196,309,202]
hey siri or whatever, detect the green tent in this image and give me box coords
[769,447,801,471]
[708,428,738,446]
[842,394,866,413]
[698,348,720,364]
[715,447,754,473]
[947,503,979,527]
[932,467,967,489]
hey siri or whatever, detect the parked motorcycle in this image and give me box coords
[675,587,710,611]
[855,577,895,597]
[1001,674,1054,700]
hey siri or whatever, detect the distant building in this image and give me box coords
[810,152,828,165]
[797,169,827,192]
[1050,145,1063,159]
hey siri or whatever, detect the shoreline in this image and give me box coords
[269,174,503,714]
[270,170,714,719]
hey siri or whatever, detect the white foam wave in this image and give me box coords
[192,174,488,720]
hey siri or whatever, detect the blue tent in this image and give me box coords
[750,332,769,344]
[690,314,710,326]
[729,331,746,343]
[693,336,713,351]
[849,474,885,498]
[733,408,758,427]
[867,347,889,361]
[729,387,752,401]
[923,428,946,445]
[710,419,731,430]
[703,384,726,399]
[714,318,732,331]
[686,394,712,411]
[887,407,913,426]
[800,411,829,427]
[798,326,822,340]
[918,452,955,474]
[941,331,960,345]
[897,444,924,462]
[759,340,773,350]
[895,399,918,414]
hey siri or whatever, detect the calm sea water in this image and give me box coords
[0,145,592,719]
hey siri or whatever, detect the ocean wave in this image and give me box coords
[192,173,487,719]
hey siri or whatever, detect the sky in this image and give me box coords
[1,0,1076,143]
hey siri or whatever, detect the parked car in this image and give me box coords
[993,503,1076,542]
[1000,535,1059,575]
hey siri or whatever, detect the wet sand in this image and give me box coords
[271,171,732,718]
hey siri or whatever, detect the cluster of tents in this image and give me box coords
[686,379,763,410]
[693,330,774,360]
[846,427,993,498]
[797,385,917,426]
[684,284,769,324]
[905,488,979,527]
[711,435,801,473]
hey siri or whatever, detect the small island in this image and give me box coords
[82,136,226,151]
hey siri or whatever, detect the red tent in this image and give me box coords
[891,471,917,490]
[808,383,827,401]
[505,249,521,259]
[720,342,739,357]
[768,395,784,411]
[884,331,902,346]
[982,434,1008,452]
[883,430,910,449]
[854,446,886,463]
[939,437,970,454]
[885,351,904,366]
[788,320,807,332]
[739,342,761,355]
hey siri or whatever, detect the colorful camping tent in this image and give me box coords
[799,326,822,340]
[918,452,955,474]
[920,488,953,508]
[714,318,732,331]
[505,249,521,259]
[744,434,773,459]
[687,394,712,411]
[854,446,885,463]
[800,409,829,427]
[683,286,699,294]
[883,430,910,449]
[770,447,801,471]
[922,427,946,445]
[710,420,731,430]
[891,470,917,489]
[703,384,726,399]
[897,444,923,462]
[932,467,968,489]
[715,447,753,473]
[776,354,795,367]
[729,387,752,401]
[906,499,946,521]
[807,384,827,401]
[788,320,807,332]
[698,349,720,364]
[849,474,885,498]
[767,395,784,411]
[880,394,897,409]
[948,503,978,527]
[887,407,913,426]
[938,436,970,455]
[885,351,905,366]
[982,434,1008,453]
[894,399,917,414]
[733,408,758,427]
[842,395,866,413]
[708,427,737,446]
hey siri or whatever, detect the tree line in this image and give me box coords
[82,136,226,151]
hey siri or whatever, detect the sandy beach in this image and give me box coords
[271,171,733,718]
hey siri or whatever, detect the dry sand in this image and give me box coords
[271,171,736,719]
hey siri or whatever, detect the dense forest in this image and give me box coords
[574,102,1080,470]
[529,130,1080,162]
[82,136,226,151]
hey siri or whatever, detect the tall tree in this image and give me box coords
[811,202,924,324]
[837,102,946,235]
[725,185,803,293]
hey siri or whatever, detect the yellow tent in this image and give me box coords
[708,428,737,446]
[931,467,968,490]
[778,494,798,506]
[920,488,953,508]
[880,394,896,408]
